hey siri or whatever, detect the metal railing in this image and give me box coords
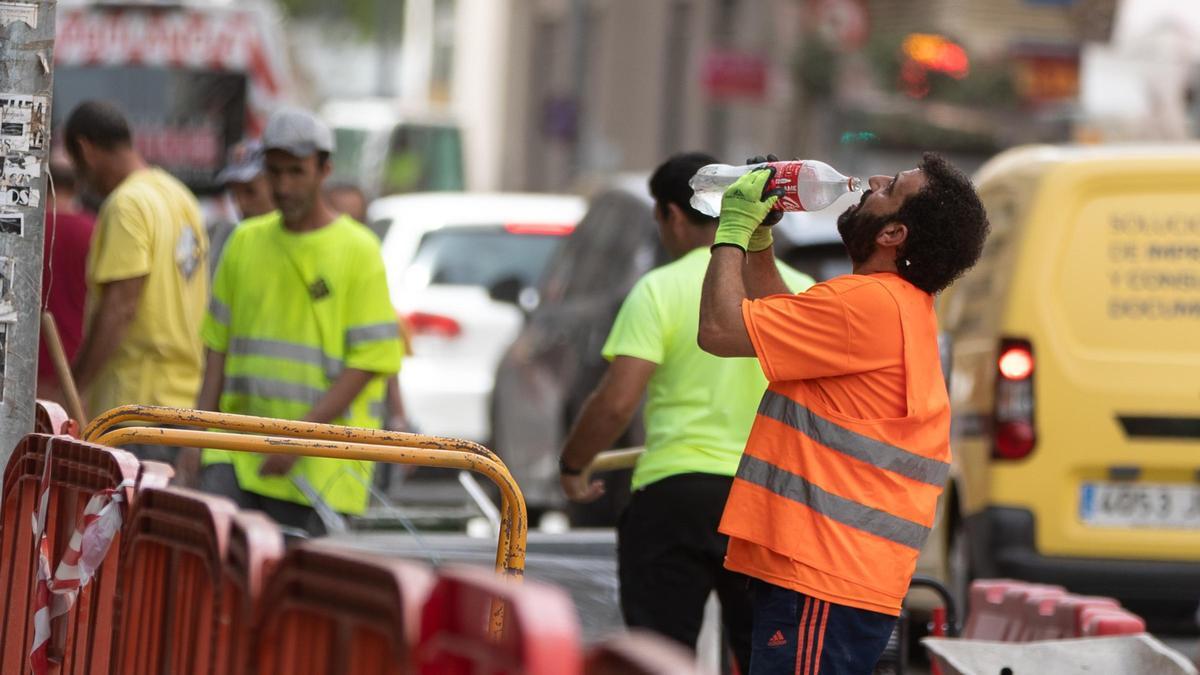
[83,405,527,578]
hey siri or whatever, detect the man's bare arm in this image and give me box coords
[194,348,226,412]
[699,247,757,357]
[178,349,227,485]
[559,356,656,502]
[72,275,147,392]
[743,247,791,299]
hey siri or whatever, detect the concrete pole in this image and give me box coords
[0,1,56,460]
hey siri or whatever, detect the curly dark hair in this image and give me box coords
[894,152,989,294]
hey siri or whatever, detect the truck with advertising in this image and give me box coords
[54,0,294,196]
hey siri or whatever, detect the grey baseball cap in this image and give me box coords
[262,107,335,158]
[215,139,264,184]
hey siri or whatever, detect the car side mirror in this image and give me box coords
[488,276,523,306]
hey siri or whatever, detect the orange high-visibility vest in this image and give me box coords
[720,275,950,615]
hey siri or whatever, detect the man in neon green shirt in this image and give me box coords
[189,108,403,534]
[558,153,812,669]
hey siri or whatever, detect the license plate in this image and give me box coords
[1080,483,1200,529]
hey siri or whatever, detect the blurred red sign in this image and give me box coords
[701,51,769,101]
[1011,45,1080,103]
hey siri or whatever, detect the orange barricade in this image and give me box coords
[136,461,175,494]
[111,487,238,675]
[0,434,139,675]
[1080,607,1146,637]
[1052,595,1121,639]
[999,585,1064,641]
[584,631,704,675]
[1017,592,1065,641]
[417,565,582,675]
[33,400,74,436]
[255,542,433,675]
[216,512,284,675]
[962,579,1019,640]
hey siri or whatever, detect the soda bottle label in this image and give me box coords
[766,161,805,211]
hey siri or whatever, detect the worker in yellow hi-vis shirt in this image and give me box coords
[65,101,208,464]
[185,108,403,535]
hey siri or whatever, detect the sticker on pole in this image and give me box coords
[2,153,40,185]
[0,211,21,235]
[0,256,15,322]
[0,94,47,152]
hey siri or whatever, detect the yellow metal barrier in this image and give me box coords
[87,415,527,579]
[84,405,502,461]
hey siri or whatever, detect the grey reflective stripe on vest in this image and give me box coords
[224,375,325,405]
[346,322,400,346]
[758,391,949,487]
[227,337,344,380]
[369,400,387,422]
[737,454,931,551]
[209,298,231,324]
[224,375,387,423]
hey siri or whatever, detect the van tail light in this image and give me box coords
[406,312,461,339]
[993,338,1036,460]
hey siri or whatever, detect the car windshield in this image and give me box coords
[407,225,569,290]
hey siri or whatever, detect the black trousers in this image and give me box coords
[200,463,328,536]
[617,472,752,671]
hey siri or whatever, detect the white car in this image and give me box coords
[370,193,587,443]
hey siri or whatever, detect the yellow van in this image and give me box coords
[936,144,1200,616]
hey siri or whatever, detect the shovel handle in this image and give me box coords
[41,311,88,426]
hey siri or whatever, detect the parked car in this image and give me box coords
[371,193,586,444]
[936,145,1200,624]
[490,177,851,524]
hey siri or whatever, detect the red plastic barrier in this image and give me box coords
[1017,591,1065,642]
[256,542,433,675]
[1052,596,1121,639]
[585,631,704,675]
[33,401,75,436]
[1080,607,1146,637]
[418,565,582,675]
[963,580,1022,640]
[111,487,237,675]
[136,461,174,493]
[0,434,139,675]
[999,586,1064,641]
[216,512,283,675]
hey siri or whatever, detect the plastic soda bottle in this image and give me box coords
[689,160,862,217]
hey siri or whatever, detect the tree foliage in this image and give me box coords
[277,0,399,37]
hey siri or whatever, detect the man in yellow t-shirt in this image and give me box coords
[190,108,403,535]
[558,154,812,670]
[66,101,208,461]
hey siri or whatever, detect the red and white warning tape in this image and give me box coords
[28,439,133,674]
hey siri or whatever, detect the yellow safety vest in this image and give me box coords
[201,213,403,514]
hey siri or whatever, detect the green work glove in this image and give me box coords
[715,167,783,251]
[748,223,774,252]
[745,154,782,253]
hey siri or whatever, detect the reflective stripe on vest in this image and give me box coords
[224,375,324,405]
[209,297,231,324]
[346,322,400,345]
[736,454,930,550]
[758,391,949,487]
[228,337,344,380]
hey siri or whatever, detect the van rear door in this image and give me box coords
[1012,156,1200,561]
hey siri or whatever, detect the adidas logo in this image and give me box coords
[767,630,787,648]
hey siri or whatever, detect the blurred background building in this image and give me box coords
[49,0,1200,198]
